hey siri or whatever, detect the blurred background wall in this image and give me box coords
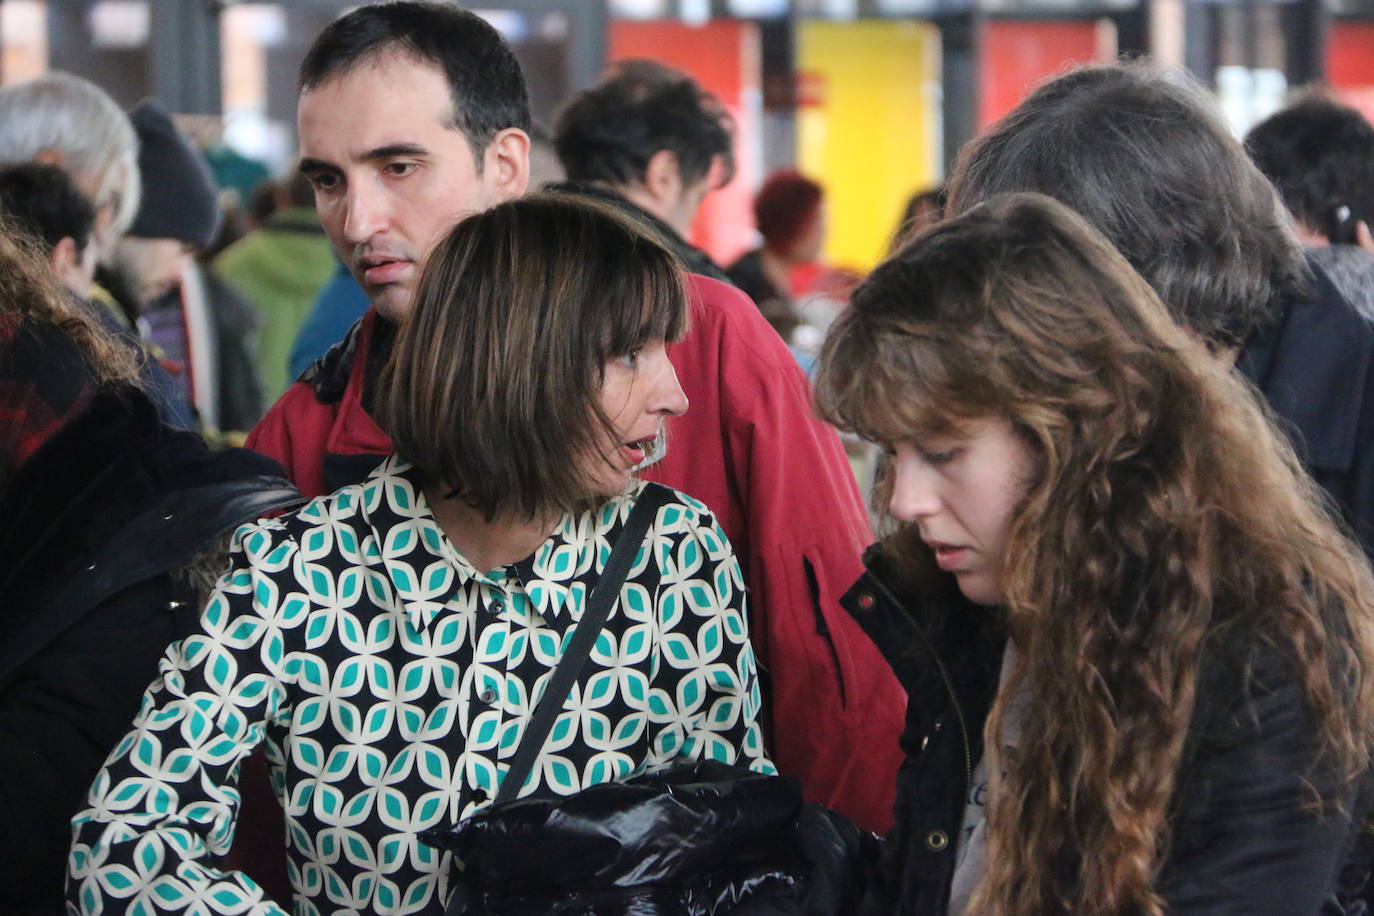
[1,0,1371,272]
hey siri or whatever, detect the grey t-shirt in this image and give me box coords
[947,644,1025,915]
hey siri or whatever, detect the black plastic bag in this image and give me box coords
[421,760,808,915]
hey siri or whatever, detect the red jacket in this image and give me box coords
[247,273,904,831]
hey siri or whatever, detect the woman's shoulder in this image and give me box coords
[597,482,736,563]
[633,481,725,534]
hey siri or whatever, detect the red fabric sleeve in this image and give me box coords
[653,275,905,833]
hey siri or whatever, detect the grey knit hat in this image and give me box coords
[126,98,219,248]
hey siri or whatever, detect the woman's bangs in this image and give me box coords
[600,261,688,358]
[825,324,963,446]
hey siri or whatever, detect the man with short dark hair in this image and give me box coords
[244,0,904,841]
[552,59,734,281]
[1245,95,1374,317]
[947,62,1374,558]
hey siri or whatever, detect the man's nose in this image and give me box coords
[342,181,389,244]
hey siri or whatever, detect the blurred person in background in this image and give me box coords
[215,171,335,403]
[1246,95,1374,317]
[0,162,100,300]
[250,0,902,845]
[286,258,371,383]
[552,59,735,282]
[889,184,946,254]
[726,168,825,340]
[0,211,298,915]
[0,73,199,428]
[944,62,1374,561]
[105,99,263,437]
[0,71,139,268]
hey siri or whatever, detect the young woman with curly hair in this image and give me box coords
[812,191,1374,914]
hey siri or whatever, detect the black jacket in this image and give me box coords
[825,549,1371,916]
[0,387,299,913]
[541,181,734,285]
[1240,260,1374,557]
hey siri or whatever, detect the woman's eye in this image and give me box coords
[616,349,641,369]
[922,449,958,466]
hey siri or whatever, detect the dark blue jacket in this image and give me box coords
[1240,260,1374,557]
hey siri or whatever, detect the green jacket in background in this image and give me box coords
[214,207,335,402]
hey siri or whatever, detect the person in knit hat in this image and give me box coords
[105,99,219,310]
[105,99,263,435]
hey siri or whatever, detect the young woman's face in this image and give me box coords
[584,340,689,496]
[887,416,1035,606]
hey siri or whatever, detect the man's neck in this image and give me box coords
[615,184,685,238]
[424,486,561,573]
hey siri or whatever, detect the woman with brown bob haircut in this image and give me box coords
[66,191,776,915]
[376,191,693,522]
[808,192,1374,914]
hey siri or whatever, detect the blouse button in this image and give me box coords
[856,592,875,610]
[478,688,498,705]
[925,830,950,852]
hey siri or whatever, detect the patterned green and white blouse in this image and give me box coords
[68,455,772,915]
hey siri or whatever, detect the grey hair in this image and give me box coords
[946,61,1308,349]
[0,71,141,240]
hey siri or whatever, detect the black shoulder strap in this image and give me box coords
[494,483,674,804]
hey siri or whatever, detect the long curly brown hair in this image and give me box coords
[0,209,137,385]
[815,192,1374,914]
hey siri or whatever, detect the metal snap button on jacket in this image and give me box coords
[925,829,949,851]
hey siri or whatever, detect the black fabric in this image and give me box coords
[542,181,733,285]
[0,385,299,913]
[1239,257,1374,557]
[426,760,807,916]
[819,553,1373,916]
[127,99,220,248]
[0,315,96,488]
[298,310,364,401]
[725,249,785,313]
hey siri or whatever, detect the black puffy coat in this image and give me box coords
[0,386,299,914]
[425,760,809,915]
[818,548,1372,915]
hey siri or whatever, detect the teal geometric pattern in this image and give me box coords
[68,455,772,915]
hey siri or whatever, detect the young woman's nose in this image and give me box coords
[887,453,941,523]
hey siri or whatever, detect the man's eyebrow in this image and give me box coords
[297,157,333,175]
[361,143,429,162]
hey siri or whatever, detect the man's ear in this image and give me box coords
[1357,220,1374,254]
[642,149,682,208]
[483,127,531,200]
[49,235,82,290]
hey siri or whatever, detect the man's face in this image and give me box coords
[298,53,527,321]
[109,236,193,305]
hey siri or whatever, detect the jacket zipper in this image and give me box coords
[867,573,974,799]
